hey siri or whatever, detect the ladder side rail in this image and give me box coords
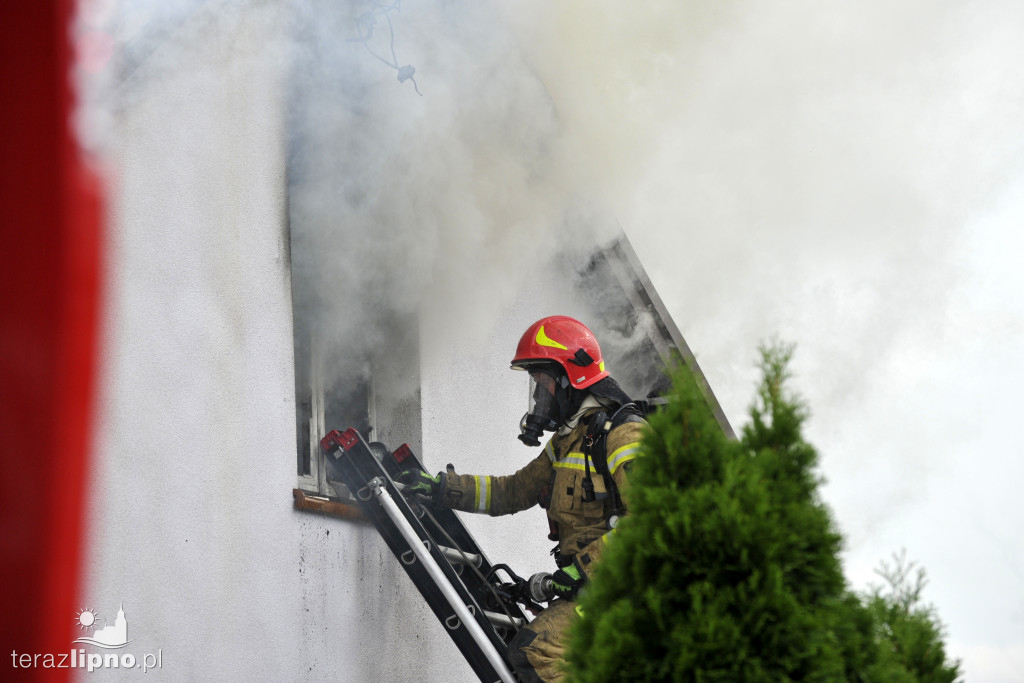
[344,443,518,654]
[369,478,517,683]
[386,447,492,554]
[325,430,519,682]
[329,447,509,682]
[387,445,531,630]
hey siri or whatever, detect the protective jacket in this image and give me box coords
[438,408,643,578]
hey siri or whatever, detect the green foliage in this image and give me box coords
[565,342,960,682]
[864,551,962,683]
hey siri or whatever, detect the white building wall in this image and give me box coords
[80,4,516,681]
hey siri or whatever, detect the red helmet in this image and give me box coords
[511,316,609,389]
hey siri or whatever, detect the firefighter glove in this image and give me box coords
[397,470,442,501]
[550,564,586,600]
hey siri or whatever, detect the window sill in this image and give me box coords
[292,488,367,523]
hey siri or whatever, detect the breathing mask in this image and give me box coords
[518,367,578,447]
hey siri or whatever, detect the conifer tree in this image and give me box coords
[865,551,962,682]
[566,342,960,682]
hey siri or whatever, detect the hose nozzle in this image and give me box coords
[526,572,554,603]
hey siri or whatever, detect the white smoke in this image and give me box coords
[282,0,634,386]
[494,1,1024,412]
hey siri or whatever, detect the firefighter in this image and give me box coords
[402,315,645,682]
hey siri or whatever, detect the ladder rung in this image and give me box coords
[438,544,482,567]
[483,610,524,630]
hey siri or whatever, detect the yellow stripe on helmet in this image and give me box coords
[535,325,568,350]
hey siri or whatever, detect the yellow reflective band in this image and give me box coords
[544,439,556,463]
[474,476,491,513]
[575,604,585,618]
[598,361,605,372]
[535,325,568,350]
[607,442,641,474]
[552,452,595,471]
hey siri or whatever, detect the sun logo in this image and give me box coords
[76,608,98,630]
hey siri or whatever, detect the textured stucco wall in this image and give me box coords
[81,4,476,681]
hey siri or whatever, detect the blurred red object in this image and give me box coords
[0,2,105,679]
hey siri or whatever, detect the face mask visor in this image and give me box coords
[517,369,562,446]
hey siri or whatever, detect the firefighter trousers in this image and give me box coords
[507,599,578,683]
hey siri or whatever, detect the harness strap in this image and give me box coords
[581,403,644,520]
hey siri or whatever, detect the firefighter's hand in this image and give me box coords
[397,469,442,500]
[550,564,586,600]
